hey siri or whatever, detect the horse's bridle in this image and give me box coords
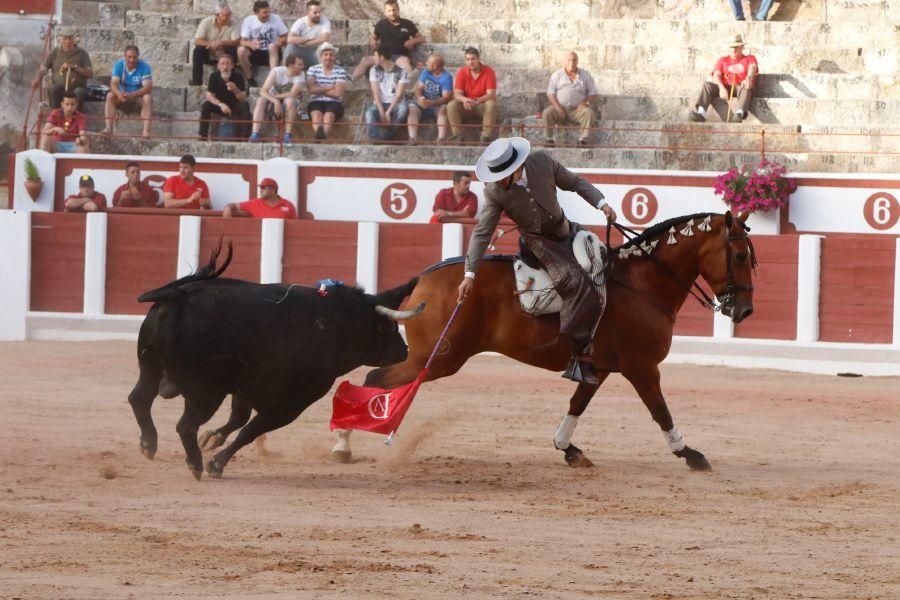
[609,217,756,316]
[718,225,757,315]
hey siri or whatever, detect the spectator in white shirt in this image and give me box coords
[249,54,306,146]
[542,51,600,146]
[238,0,289,86]
[306,42,350,140]
[285,0,332,69]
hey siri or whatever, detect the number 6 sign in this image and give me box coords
[380,183,417,220]
[863,192,899,231]
[622,187,658,225]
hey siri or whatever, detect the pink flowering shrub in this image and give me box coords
[713,159,798,214]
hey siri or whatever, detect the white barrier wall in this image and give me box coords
[1,208,899,376]
[10,151,900,236]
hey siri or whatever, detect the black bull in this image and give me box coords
[128,245,423,479]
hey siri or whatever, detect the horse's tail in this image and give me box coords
[138,239,233,303]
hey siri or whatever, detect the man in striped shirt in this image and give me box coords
[306,42,351,140]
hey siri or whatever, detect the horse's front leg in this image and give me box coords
[624,364,711,471]
[553,375,608,468]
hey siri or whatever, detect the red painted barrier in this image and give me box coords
[105,214,179,315]
[819,235,896,343]
[735,235,799,340]
[377,223,443,292]
[283,220,357,286]
[30,213,86,313]
[199,218,262,283]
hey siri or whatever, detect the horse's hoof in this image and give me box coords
[205,458,224,478]
[190,468,203,481]
[563,444,594,468]
[675,446,712,471]
[139,439,156,461]
[331,450,352,464]
[199,430,225,452]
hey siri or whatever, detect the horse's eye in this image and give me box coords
[736,252,748,262]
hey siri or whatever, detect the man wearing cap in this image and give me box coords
[688,35,758,124]
[31,26,93,111]
[306,42,350,140]
[64,175,107,213]
[285,0,332,69]
[458,138,617,385]
[162,155,212,210]
[223,178,297,218]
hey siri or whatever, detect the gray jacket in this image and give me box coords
[464,150,606,273]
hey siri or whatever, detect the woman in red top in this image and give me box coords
[223,178,297,219]
[162,154,212,209]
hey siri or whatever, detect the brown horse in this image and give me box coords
[332,211,756,469]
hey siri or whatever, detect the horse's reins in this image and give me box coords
[607,219,755,317]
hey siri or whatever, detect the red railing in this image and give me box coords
[26,104,900,162]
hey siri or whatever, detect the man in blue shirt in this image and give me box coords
[102,45,153,138]
[408,53,452,143]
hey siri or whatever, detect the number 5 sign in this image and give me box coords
[863,192,899,231]
[380,183,417,220]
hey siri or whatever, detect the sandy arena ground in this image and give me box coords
[0,340,898,599]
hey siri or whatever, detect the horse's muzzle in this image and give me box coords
[731,303,753,324]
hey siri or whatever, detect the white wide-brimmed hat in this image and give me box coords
[316,42,337,58]
[475,137,531,183]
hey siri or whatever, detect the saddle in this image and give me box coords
[513,228,609,316]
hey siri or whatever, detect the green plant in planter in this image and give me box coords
[24,157,41,181]
[23,157,45,201]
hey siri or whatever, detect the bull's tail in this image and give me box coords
[138,239,233,303]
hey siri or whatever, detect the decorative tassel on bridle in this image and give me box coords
[667,227,678,245]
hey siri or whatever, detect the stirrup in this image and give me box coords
[562,358,599,386]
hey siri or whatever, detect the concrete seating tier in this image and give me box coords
[50,0,900,173]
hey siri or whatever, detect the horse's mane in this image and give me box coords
[617,212,720,254]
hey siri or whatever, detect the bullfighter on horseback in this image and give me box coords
[458,137,617,386]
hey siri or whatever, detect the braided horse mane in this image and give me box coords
[615,212,721,255]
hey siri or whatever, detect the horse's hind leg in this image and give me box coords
[624,365,711,471]
[553,375,608,468]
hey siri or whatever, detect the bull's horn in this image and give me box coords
[375,302,425,321]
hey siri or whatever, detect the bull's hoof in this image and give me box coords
[563,444,594,468]
[199,430,225,452]
[139,439,156,461]
[205,458,224,478]
[190,468,203,481]
[331,449,353,464]
[675,446,712,471]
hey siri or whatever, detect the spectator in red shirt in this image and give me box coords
[689,34,758,124]
[223,178,297,219]
[40,91,89,154]
[447,47,498,143]
[430,171,478,223]
[112,161,159,207]
[64,175,107,213]
[162,154,212,209]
